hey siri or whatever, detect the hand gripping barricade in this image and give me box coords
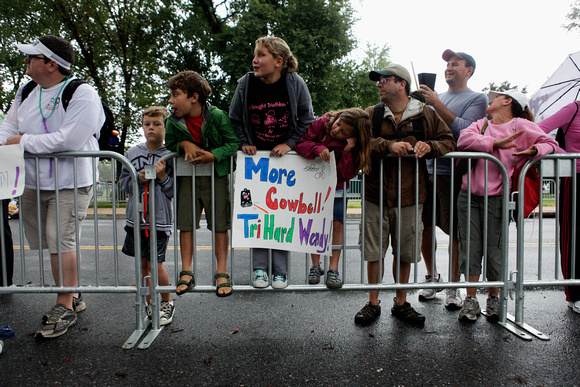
[3,150,578,348]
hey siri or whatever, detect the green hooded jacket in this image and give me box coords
[165,103,240,177]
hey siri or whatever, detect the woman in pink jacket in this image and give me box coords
[456,89,558,321]
[538,101,580,314]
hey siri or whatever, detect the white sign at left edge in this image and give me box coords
[0,144,25,200]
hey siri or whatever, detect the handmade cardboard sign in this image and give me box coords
[232,151,337,255]
[0,144,25,200]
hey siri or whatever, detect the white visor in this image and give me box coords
[16,38,72,70]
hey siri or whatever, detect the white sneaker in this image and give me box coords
[445,288,463,310]
[458,296,481,321]
[418,274,442,301]
[486,295,500,319]
[569,300,580,314]
[252,269,269,288]
[271,274,288,289]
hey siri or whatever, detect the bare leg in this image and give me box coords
[328,220,343,271]
[311,254,321,268]
[451,238,460,282]
[466,275,479,298]
[157,263,171,302]
[394,261,411,306]
[177,231,194,293]
[215,232,232,296]
[367,260,384,306]
[50,252,78,310]
[421,225,438,278]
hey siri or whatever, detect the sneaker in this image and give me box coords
[569,300,580,314]
[159,301,175,326]
[391,298,425,325]
[445,288,464,310]
[486,294,500,319]
[354,301,381,325]
[146,304,152,319]
[252,269,269,288]
[326,269,343,289]
[36,304,77,339]
[42,294,85,323]
[73,293,86,313]
[458,296,481,321]
[308,266,324,284]
[271,274,288,289]
[418,274,442,301]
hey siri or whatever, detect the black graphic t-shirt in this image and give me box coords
[247,74,291,150]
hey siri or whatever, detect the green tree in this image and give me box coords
[0,0,177,147]
[564,0,580,32]
[0,0,378,142]
[182,0,359,116]
[0,2,51,113]
[482,81,528,94]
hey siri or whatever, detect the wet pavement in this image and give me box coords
[1,287,579,386]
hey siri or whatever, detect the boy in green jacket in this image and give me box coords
[165,70,240,297]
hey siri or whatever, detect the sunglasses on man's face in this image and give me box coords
[26,55,49,62]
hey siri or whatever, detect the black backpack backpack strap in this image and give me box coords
[61,79,87,110]
[372,102,425,142]
[372,103,385,138]
[381,117,425,142]
[20,80,38,103]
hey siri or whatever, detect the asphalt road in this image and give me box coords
[1,217,579,386]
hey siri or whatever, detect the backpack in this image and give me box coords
[20,79,121,153]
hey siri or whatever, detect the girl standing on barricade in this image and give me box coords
[229,36,315,289]
[295,108,371,288]
[456,89,558,321]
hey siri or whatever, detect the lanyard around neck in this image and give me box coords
[39,75,71,132]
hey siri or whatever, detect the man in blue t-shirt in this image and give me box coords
[418,49,488,309]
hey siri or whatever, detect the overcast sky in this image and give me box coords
[351,0,580,96]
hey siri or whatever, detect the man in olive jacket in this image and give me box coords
[354,64,455,327]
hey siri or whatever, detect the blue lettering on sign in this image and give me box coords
[244,157,296,187]
[237,214,259,238]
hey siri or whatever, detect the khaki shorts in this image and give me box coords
[360,200,423,263]
[22,187,92,254]
[176,175,231,232]
[422,174,461,237]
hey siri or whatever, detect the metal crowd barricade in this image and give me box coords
[0,150,150,349]
[512,153,580,340]
[3,149,559,348]
[138,151,530,346]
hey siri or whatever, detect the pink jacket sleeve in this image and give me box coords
[294,116,329,159]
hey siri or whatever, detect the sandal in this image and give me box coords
[176,270,195,296]
[215,273,233,298]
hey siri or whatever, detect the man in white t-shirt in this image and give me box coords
[0,35,105,339]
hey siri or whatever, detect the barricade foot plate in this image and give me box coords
[506,313,550,341]
[122,318,151,349]
[137,328,162,349]
[497,319,533,341]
